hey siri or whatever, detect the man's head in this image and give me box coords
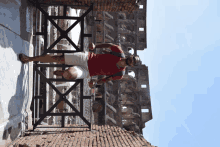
[125,55,141,67]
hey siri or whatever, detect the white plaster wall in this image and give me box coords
[0,0,33,146]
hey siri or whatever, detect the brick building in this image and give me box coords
[85,0,152,135]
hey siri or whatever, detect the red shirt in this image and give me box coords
[87,45,126,80]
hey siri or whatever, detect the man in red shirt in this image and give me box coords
[19,43,140,88]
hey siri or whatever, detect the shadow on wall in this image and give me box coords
[2,63,29,141]
[0,0,34,144]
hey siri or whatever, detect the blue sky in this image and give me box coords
[137,0,220,146]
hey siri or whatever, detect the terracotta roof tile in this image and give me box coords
[137,136,148,146]
[89,135,93,147]
[100,135,105,147]
[81,136,86,147]
[76,132,83,146]
[120,130,130,146]
[93,133,97,146]
[115,136,122,147]
[109,126,118,147]
[119,135,126,147]
[121,130,132,147]
[106,129,113,147]
[9,125,155,147]
[72,132,79,146]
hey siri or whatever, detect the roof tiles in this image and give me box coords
[8,124,155,147]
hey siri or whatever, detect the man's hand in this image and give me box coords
[97,77,113,85]
[88,81,95,88]
[89,77,113,88]
[89,43,95,50]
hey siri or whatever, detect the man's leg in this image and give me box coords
[62,67,78,80]
[54,67,79,80]
[21,54,65,64]
[53,70,65,76]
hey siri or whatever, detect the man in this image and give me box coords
[19,43,140,88]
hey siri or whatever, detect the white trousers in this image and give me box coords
[64,51,90,79]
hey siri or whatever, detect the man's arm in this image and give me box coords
[97,76,113,84]
[89,42,122,53]
[88,77,112,88]
[97,44,123,55]
[95,43,115,49]
[97,75,123,84]
[89,76,122,88]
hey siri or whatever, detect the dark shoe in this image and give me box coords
[19,53,29,64]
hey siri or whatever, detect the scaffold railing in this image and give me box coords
[28,0,94,131]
